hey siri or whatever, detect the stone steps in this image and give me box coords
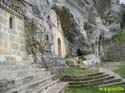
[99,81,125,87]
[69,81,123,88]
[103,78,122,85]
[0,61,68,93]
[62,72,124,88]
[62,73,106,81]
[47,82,69,93]
[32,79,60,93]
[81,72,104,77]
[69,76,115,85]
[0,72,54,91]
[0,60,32,67]
[69,78,122,88]
[4,75,54,93]
[0,64,43,71]
[0,68,46,80]
[63,72,103,79]
[7,72,51,89]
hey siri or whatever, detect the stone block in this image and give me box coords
[10,34,15,42]
[11,43,18,50]
[0,39,3,48]
[20,44,26,51]
[0,16,1,22]
[2,17,7,25]
[12,50,17,56]
[0,8,3,16]
[0,32,9,41]
[3,26,7,32]
[0,48,12,55]
[16,51,21,56]
[8,29,17,34]
[19,38,25,44]
[19,32,26,38]
[3,41,8,48]
[3,10,8,17]
[21,52,27,59]
[0,23,2,31]
[17,25,24,32]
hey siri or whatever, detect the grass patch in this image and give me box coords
[63,67,98,76]
[115,63,125,78]
[65,85,125,93]
[102,61,115,65]
[102,61,125,79]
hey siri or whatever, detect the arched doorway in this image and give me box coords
[58,38,62,56]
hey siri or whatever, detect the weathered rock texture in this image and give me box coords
[4,0,123,62]
[103,42,125,61]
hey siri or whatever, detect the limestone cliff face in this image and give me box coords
[5,0,123,60]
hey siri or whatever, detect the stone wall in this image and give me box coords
[103,42,125,61]
[0,6,27,60]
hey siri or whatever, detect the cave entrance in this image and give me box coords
[57,38,62,57]
[121,13,125,28]
[53,6,79,55]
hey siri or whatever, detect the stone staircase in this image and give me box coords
[0,61,68,93]
[61,72,125,88]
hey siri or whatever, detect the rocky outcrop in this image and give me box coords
[3,0,123,62]
[103,42,125,61]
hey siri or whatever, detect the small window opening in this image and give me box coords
[9,17,14,29]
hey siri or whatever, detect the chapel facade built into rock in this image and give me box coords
[0,2,28,62]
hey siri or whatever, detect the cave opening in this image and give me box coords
[121,13,125,28]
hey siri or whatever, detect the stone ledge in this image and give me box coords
[0,2,24,19]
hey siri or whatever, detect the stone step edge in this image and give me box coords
[33,79,60,92]
[99,81,125,87]
[47,82,69,93]
[69,79,122,87]
[0,69,47,80]
[0,62,37,67]
[0,74,52,91]
[14,71,50,81]
[69,75,115,84]
[2,71,49,83]
[103,78,122,84]
[63,72,103,78]
[10,72,51,86]
[62,74,109,81]
[0,67,45,72]
[0,64,44,70]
